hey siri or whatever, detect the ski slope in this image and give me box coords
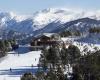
[0,46,41,80]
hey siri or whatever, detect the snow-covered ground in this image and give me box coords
[1,38,100,80]
[0,46,41,80]
[73,42,100,55]
[62,37,100,55]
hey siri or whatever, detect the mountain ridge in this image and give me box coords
[1,8,100,41]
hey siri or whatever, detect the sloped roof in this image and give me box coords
[34,33,56,39]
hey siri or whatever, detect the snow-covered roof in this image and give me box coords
[34,33,57,39]
[42,33,56,37]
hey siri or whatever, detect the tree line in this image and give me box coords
[0,39,18,58]
[21,44,100,80]
[59,30,81,37]
[89,27,100,33]
[21,44,80,80]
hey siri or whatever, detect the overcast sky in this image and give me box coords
[0,0,100,14]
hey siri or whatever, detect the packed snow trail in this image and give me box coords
[0,46,41,80]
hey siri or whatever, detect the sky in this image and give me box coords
[0,0,100,14]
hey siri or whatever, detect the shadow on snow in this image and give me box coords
[0,67,38,76]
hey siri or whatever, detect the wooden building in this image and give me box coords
[30,33,63,50]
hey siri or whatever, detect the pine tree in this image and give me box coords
[60,46,69,68]
[68,45,81,64]
[4,40,12,51]
[21,72,36,80]
[0,40,6,57]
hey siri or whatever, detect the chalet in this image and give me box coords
[30,33,63,50]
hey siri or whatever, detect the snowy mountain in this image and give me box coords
[1,8,100,40]
[60,18,100,33]
[0,8,83,34]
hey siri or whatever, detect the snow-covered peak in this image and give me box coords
[0,12,14,22]
[33,8,100,26]
[1,8,100,25]
[0,11,29,22]
[1,8,100,35]
[87,11,100,20]
[33,8,82,25]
